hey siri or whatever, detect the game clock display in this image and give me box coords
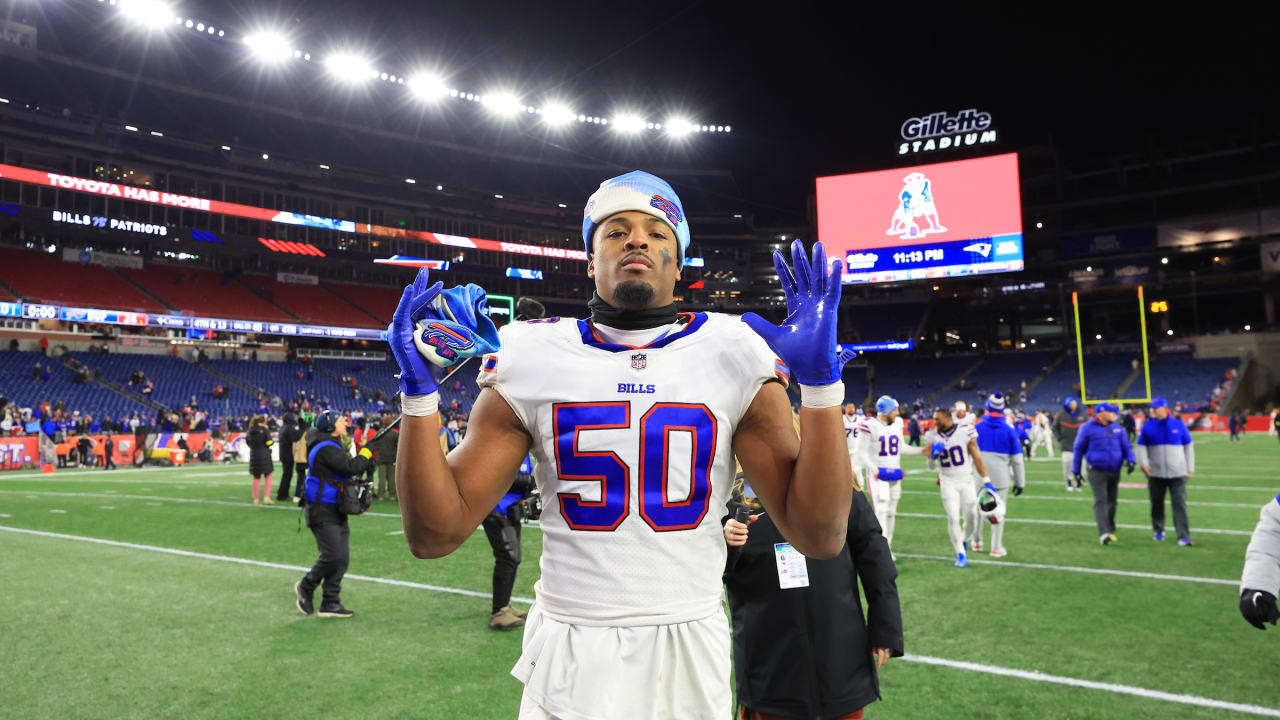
[817,153,1024,284]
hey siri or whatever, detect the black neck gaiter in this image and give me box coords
[587,292,677,330]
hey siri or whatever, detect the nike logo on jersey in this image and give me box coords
[617,383,657,394]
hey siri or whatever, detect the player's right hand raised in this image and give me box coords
[388,268,500,397]
[742,239,853,387]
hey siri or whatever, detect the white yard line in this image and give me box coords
[3,524,1272,717]
[896,512,1253,536]
[899,489,1266,510]
[901,655,1280,717]
[0,525,532,604]
[893,552,1237,585]
[0,490,402,519]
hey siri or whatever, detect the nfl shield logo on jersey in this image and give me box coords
[630,353,647,370]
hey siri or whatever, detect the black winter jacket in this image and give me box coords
[723,490,903,719]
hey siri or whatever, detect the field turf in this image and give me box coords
[2,432,1278,718]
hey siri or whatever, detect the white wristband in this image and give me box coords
[799,381,844,409]
[400,391,440,417]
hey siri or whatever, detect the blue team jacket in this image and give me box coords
[977,414,1024,456]
[1135,416,1194,478]
[1072,419,1135,474]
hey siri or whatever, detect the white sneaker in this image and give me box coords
[989,548,1007,558]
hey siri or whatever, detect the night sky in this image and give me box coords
[10,0,1271,225]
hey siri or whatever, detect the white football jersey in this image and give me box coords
[953,412,977,428]
[843,414,859,459]
[857,416,919,478]
[477,312,785,627]
[924,423,978,483]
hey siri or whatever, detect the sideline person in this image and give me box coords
[246,415,275,505]
[1136,398,1195,545]
[1072,403,1135,545]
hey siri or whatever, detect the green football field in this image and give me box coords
[3,432,1278,719]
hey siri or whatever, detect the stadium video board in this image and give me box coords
[816,153,1023,284]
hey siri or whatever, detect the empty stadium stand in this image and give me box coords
[324,283,402,325]
[0,247,167,312]
[236,275,384,329]
[1,350,152,420]
[120,265,296,323]
[933,350,1059,408]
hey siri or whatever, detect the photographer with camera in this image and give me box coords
[482,453,536,630]
[294,410,374,619]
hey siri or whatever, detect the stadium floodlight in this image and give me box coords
[324,52,374,83]
[118,0,172,29]
[407,74,448,100]
[542,103,576,127]
[612,114,646,134]
[244,32,292,63]
[665,118,694,137]
[482,92,523,117]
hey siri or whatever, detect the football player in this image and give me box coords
[971,393,1026,557]
[843,403,865,488]
[858,395,922,550]
[924,407,988,567]
[390,171,856,720]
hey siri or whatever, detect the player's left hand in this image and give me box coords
[1125,461,1136,475]
[1012,485,1023,497]
[388,268,501,397]
[1240,589,1279,630]
[742,240,850,386]
[872,648,891,669]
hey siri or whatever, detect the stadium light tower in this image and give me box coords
[612,114,646,134]
[482,92,523,117]
[665,118,694,138]
[244,32,292,64]
[408,74,448,101]
[324,52,375,83]
[118,0,173,29]
[542,103,576,127]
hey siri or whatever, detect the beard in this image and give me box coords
[611,279,655,308]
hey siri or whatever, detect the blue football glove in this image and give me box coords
[930,441,947,459]
[387,267,500,397]
[742,240,850,386]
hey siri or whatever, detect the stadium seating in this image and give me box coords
[0,247,167,312]
[1148,352,1238,406]
[120,265,295,322]
[240,276,384,329]
[1033,352,1134,407]
[311,356,480,419]
[933,351,1059,408]
[325,283,403,325]
[88,353,257,417]
[871,355,975,409]
[0,350,151,420]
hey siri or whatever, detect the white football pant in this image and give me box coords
[940,478,978,556]
[869,478,902,547]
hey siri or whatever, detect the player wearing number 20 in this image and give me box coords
[923,407,988,568]
[857,395,922,551]
[389,171,856,720]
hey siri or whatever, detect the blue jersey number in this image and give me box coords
[878,435,900,457]
[938,445,966,468]
[553,402,716,532]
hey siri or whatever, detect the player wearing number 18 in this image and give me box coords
[389,171,857,720]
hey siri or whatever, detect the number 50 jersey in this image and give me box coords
[477,312,786,627]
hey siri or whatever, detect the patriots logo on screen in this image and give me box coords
[631,353,647,370]
[963,243,992,258]
[887,172,948,240]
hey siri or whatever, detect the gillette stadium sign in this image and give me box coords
[898,109,998,155]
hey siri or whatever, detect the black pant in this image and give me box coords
[1087,468,1121,535]
[482,505,523,614]
[300,503,349,606]
[278,457,295,499]
[1148,476,1190,539]
[295,463,308,498]
[103,455,116,470]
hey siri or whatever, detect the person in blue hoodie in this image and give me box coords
[1072,403,1136,545]
[1136,397,1196,546]
[972,393,1026,558]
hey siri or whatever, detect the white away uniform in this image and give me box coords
[925,423,980,556]
[843,413,864,488]
[1030,412,1054,458]
[478,312,785,720]
[857,416,921,547]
